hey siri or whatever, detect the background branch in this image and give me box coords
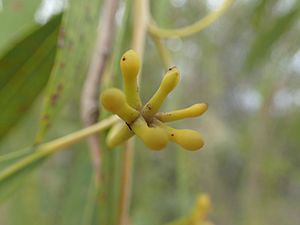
[0,116,119,183]
[148,0,234,38]
[80,0,119,183]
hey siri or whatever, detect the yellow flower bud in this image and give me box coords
[189,194,212,223]
[120,50,140,80]
[100,88,139,123]
[142,67,180,120]
[196,194,211,212]
[120,50,142,109]
[156,103,208,122]
[100,50,207,151]
[131,117,168,150]
[154,119,204,150]
[106,122,134,148]
[169,128,204,151]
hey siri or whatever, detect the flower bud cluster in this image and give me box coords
[100,50,207,151]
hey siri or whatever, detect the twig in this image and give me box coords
[0,116,119,183]
[0,147,33,163]
[149,2,172,72]
[118,141,134,225]
[148,0,234,38]
[80,0,119,183]
[132,0,149,61]
[150,34,171,70]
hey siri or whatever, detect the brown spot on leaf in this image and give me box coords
[50,93,59,106]
[18,105,29,113]
[57,83,64,92]
[11,2,23,11]
[59,63,65,69]
[59,27,65,39]
[58,28,65,48]
[49,83,64,106]
[42,114,49,121]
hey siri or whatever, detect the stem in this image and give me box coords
[150,34,171,70]
[96,1,134,225]
[81,173,99,225]
[176,149,189,214]
[96,1,134,224]
[132,0,149,59]
[149,1,173,73]
[0,147,33,163]
[148,0,234,38]
[80,0,119,183]
[0,116,119,182]
[117,141,134,225]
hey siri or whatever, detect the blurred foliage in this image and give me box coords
[0,0,300,225]
[0,0,41,51]
[245,1,300,70]
[35,0,102,142]
[0,14,61,140]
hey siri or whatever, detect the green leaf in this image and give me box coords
[35,0,102,142]
[58,147,98,225]
[8,172,48,225]
[0,0,41,52]
[0,146,38,202]
[0,15,62,140]
[245,4,300,70]
[0,114,117,202]
[0,144,59,202]
[251,0,268,30]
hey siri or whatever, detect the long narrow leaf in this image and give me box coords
[35,0,102,142]
[245,4,300,70]
[0,15,62,140]
[0,115,118,202]
[0,0,41,51]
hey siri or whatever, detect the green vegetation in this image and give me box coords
[0,1,299,225]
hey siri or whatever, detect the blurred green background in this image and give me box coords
[0,0,300,225]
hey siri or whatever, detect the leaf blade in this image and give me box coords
[0,15,62,140]
[245,5,300,70]
[0,0,41,51]
[35,0,102,142]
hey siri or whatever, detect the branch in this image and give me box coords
[117,141,134,225]
[0,116,119,183]
[132,0,149,58]
[150,34,172,70]
[148,0,235,38]
[80,0,119,183]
